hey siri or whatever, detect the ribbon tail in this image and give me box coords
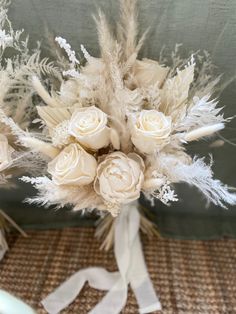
[127,207,162,313]
[42,267,119,314]
[130,232,162,313]
[89,203,135,314]
[89,278,127,314]
[96,202,161,314]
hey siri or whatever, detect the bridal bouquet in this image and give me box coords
[1,0,236,313]
[0,0,41,260]
[20,12,235,215]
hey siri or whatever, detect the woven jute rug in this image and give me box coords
[0,228,236,314]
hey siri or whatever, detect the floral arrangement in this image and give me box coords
[0,0,235,313]
[0,0,38,260]
[18,11,235,215]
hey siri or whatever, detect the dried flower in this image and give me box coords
[94,152,144,205]
[48,143,97,186]
[55,36,79,66]
[132,58,169,88]
[13,0,236,214]
[129,110,172,154]
[22,137,59,159]
[68,106,110,150]
[184,123,224,142]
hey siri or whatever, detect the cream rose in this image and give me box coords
[68,106,110,150]
[0,135,14,172]
[133,58,169,88]
[48,143,97,186]
[94,152,144,204]
[129,110,172,154]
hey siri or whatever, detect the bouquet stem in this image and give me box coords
[95,203,160,251]
[42,201,161,314]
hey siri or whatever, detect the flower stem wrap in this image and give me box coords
[42,202,161,314]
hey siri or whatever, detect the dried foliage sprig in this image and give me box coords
[0,0,62,185]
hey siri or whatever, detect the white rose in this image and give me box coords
[68,106,110,150]
[94,152,144,204]
[129,110,172,154]
[0,135,14,172]
[48,143,97,186]
[133,58,169,88]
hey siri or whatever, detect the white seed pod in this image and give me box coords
[32,76,58,107]
[22,137,59,159]
[184,123,224,142]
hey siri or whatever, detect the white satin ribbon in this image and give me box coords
[0,229,8,261]
[42,202,161,314]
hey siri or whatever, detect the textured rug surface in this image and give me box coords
[0,228,236,314]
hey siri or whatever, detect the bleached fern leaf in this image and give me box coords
[175,95,226,131]
[0,108,26,142]
[157,154,236,208]
[12,53,62,86]
[21,176,103,211]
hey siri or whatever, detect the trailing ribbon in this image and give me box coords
[42,202,161,314]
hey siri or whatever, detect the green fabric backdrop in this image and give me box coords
[0,0,236,238]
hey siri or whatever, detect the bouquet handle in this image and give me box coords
[42,202,161,314]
